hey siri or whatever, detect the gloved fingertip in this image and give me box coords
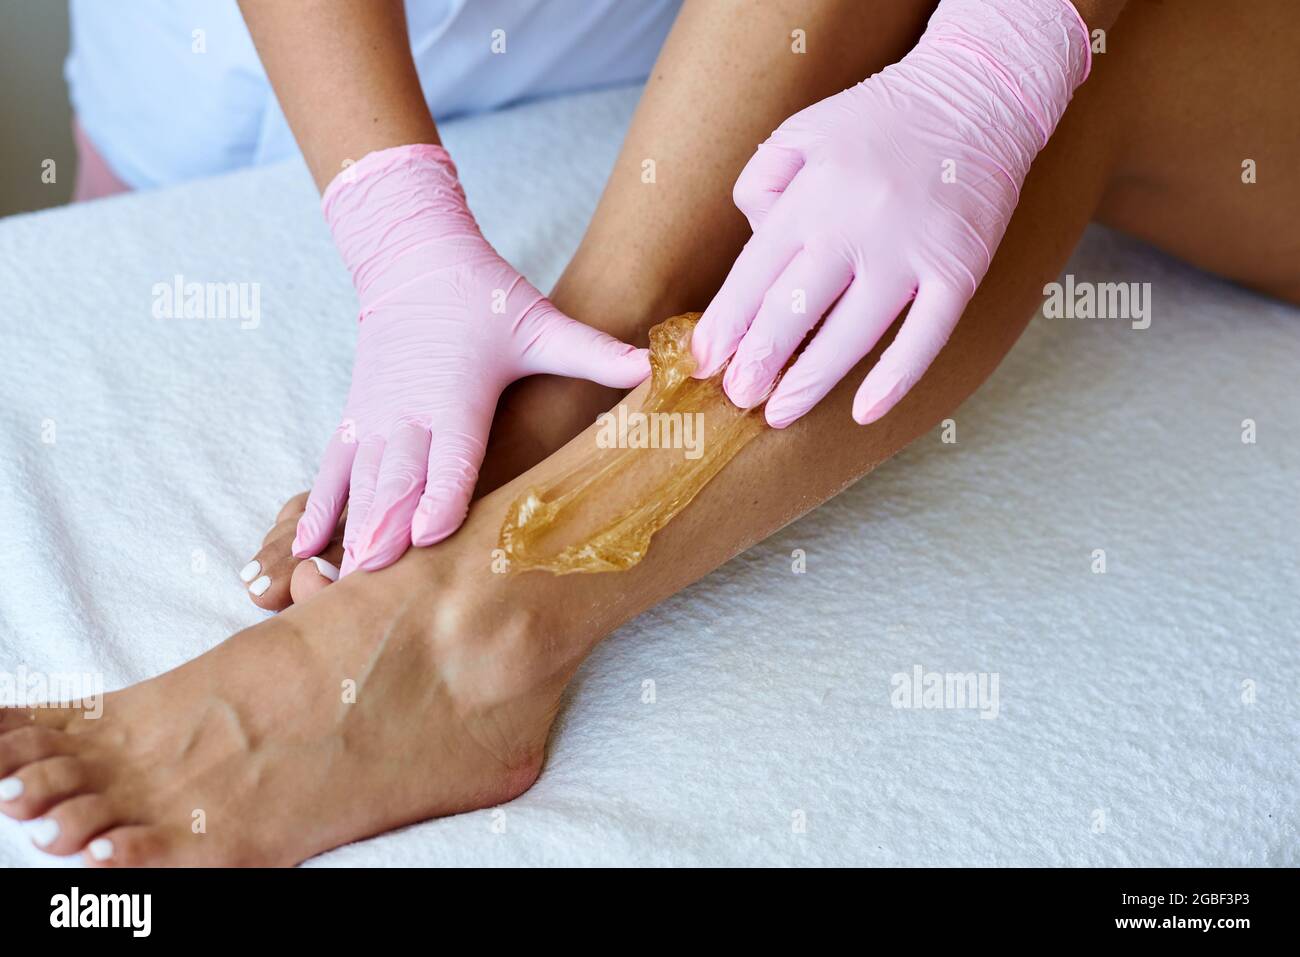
[409,518,453,548]
[720,356,740,389]
[853,373,908,425]
[350,524,394,571]
[290,517,317,559]
[356,546,399,572]
[291,535,320,560]
[690,341,715,379]
[853,393,895,425]
[764,405,799,430]
[411,524,454,548]
[722,361,753,408]
[339,550,358,578]
[611,347,651,386]
[687,313,712,370]
[410,497,466,547]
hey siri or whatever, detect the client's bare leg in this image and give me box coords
[5,0,1297,866]
[246,0,934,609]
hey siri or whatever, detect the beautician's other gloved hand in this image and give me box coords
[293,144,649,575]
[693,0,1091,427]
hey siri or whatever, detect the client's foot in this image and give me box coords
[244,376,618,611]
[0,536,587,866]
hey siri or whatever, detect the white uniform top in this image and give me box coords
[66,0,682,189]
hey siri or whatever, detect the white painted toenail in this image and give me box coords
[239,560,261,583]
[29,818,59,847]
[310,557,340,582]
[88,837,114,861]
[0,777,23,801]
[248,575,272,597]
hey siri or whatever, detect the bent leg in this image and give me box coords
[458,55,1123,627]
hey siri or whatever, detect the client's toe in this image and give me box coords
[82,824,177,867]
[27,793,120,857]
[244,492,347,611]
[0,755,90,821]
[290,547,343,603]
[0,726,73,782]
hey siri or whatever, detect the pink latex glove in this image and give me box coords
[292,144,649,575]
[693,0,1091,427]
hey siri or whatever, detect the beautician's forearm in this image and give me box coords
[238,0,439,191]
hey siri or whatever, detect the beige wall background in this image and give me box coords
[0,0,74,217]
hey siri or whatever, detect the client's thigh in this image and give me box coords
[1094,0,1300,303]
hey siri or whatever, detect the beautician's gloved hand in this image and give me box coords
[293,144,649,575]
[693,0,1091,427]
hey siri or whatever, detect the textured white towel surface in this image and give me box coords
[0,86,1296,868]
